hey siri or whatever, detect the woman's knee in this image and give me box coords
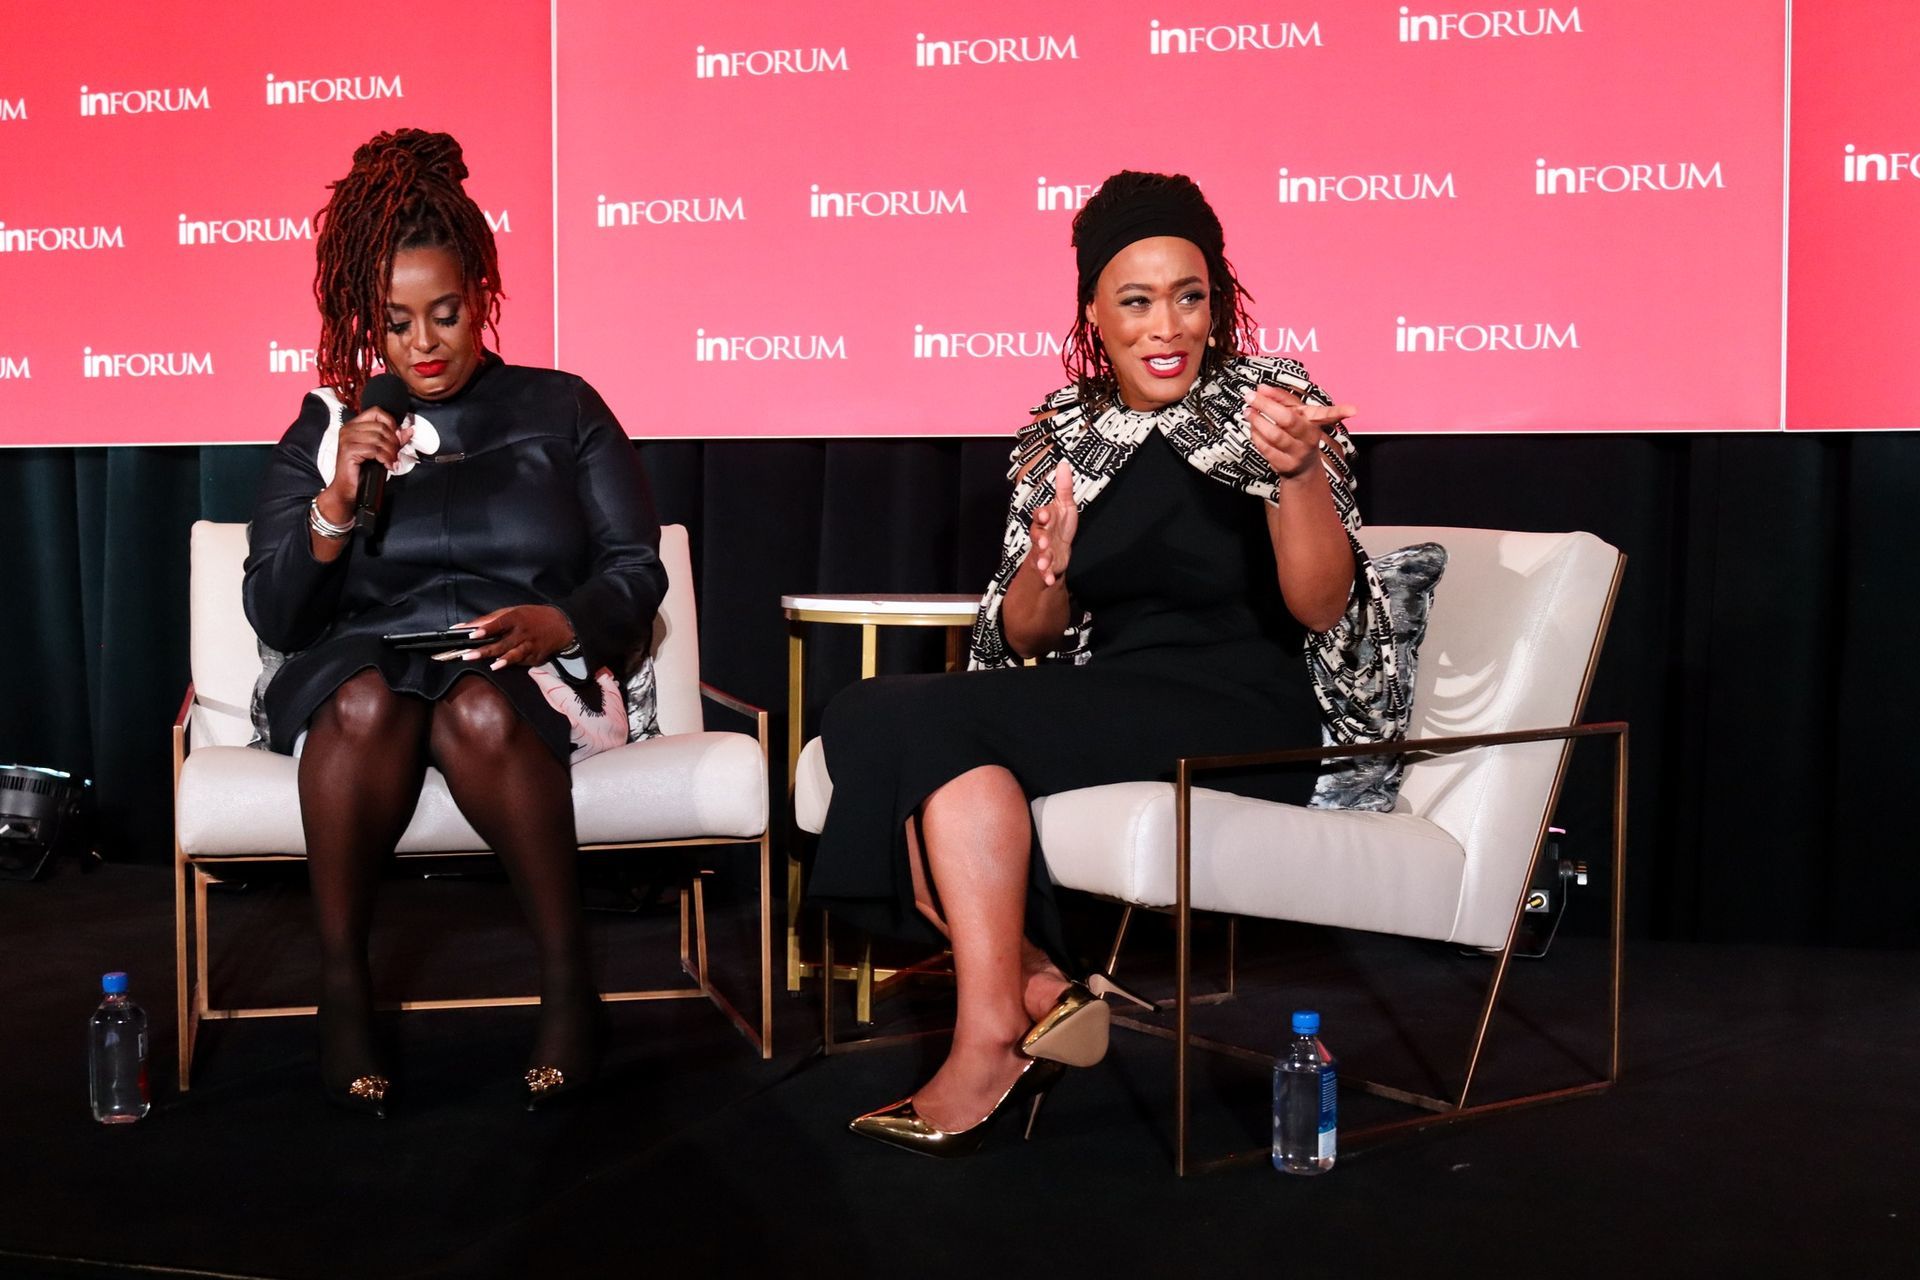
[311,670,422,744]
[924,765,1025,822]
[430,676,534,758]
[939,764,1020,796]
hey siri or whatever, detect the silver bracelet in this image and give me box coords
[308,496,353,540]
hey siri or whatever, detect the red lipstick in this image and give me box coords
[413,360,448,377]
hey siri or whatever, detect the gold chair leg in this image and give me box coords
[820,910,836,1053]
[678,889,690,968]
[1104,905,1134,977]
[174,850,192,1091]
[692,875,711,983]
[1175,762,1194,1178]
[760,829,774,1058]
[193,866,211,1022]
[1609,727,1629,1084]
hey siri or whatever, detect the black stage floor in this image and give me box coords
[2,861,1915,1279]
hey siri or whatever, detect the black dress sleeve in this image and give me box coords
[242,394,349,653]
[558,380,667,672]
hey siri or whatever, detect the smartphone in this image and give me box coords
[381,627,480,653]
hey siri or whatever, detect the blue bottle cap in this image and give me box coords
[101,972,128,994]
[1291,1010,1320,1035]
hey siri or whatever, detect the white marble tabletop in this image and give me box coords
[780,593,980,616]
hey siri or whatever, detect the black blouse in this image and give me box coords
[243,357,666,686]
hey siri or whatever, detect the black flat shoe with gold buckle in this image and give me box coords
[524,1064,591,1111]
[323,1072,391,1120]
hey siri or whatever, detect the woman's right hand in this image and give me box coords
[1025,461,1078,589]
[318,406,412,523]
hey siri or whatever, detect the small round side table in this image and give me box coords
[780,593,979,1019]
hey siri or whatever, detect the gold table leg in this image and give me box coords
[855,937,876,1025]
[785,623,806,992]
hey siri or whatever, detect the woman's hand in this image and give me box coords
[1025,461,1078,589]
[1243,385,1355,483]
[437,605,576,671]
[317,406,413,525]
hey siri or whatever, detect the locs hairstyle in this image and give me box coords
[1061,171,1257,408]
[312,129,503,409]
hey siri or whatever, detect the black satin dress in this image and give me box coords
[243,357,666,761]
[809,429,1323,963]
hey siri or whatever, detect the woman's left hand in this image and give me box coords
[437,605,576,670]
[1243,385,1356,482]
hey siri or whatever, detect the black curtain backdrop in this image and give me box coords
[3,431,1915,948]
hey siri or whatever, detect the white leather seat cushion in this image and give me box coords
[179,731,766,857]
[1033,783,1466,942]
[795,737,1468,943]
[794,734,833,835]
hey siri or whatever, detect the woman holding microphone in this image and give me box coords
[244,129,665,1115]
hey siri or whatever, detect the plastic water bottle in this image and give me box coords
[88,972,150,1124]
[1273,1009,1336,1174]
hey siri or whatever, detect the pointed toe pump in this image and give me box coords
[849,1058,1066,1158]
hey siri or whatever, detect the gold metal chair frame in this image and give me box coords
[172,681,774,1090]
[1112,541,1630,1174]
[1115,720,1629,1176]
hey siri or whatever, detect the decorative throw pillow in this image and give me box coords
[1308,541,1447,812]
[623,654,662,741]
[246,635,288,750]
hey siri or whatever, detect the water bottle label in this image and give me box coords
[1318,1066,1338,1159]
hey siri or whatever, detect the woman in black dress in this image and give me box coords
[244,130,665,1115]
[811,172,1388,1155]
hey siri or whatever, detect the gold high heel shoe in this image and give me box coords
[848,1058,1066,1158]
[1087,971,1154,1010]
[1020,972,1155,1067]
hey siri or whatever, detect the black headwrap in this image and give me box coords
[1073,172,1226,297]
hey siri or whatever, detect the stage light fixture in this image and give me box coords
[0,764,93,882]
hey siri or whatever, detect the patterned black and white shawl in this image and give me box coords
[966,355,1407,751]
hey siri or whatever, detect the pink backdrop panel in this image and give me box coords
[556,0,1786,438]
[1786,0,1919,430]
[0,0,552,447]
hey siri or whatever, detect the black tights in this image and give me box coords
[297,669,596,1087]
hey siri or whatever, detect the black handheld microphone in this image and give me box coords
[354,372,411,532]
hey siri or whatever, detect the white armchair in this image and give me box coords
[794,526,1626,1171]
[172,521,771,1088]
